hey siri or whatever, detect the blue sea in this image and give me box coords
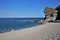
[0,18,43,33]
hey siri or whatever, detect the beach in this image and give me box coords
[0,23,60,40]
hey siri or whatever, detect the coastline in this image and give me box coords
[0,23,60,40]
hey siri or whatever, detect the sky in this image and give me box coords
[0,0,60,18]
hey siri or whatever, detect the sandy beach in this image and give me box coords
[0,23,60,40]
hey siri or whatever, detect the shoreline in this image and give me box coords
[0,23,60,40]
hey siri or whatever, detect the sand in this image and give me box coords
[0,23,60,40]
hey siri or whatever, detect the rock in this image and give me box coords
[55,5,60,20]
[44,7,57,22]
[27,20,39,23]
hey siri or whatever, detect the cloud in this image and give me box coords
[0,10,17,14]
[0,10,19,18]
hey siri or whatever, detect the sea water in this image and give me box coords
[0,18,43,33]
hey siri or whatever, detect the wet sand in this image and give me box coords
[0,23,60,40]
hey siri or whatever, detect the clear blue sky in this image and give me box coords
[0,0,60,18]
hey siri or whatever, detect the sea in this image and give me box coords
[0,18,43,33]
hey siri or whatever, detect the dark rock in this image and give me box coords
[55,5,60,20]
